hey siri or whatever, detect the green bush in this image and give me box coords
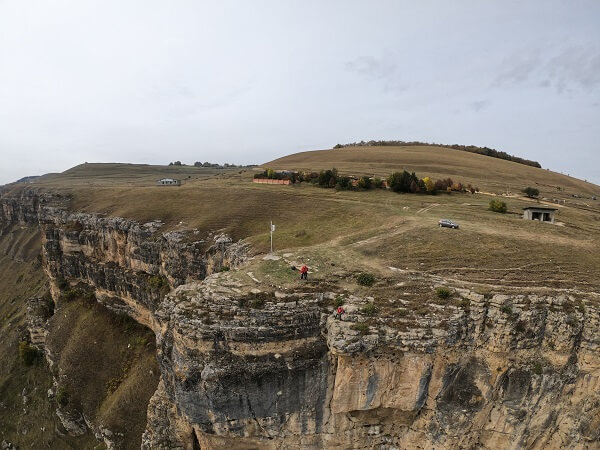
[334,296,345,307]
[500,305,513,315]
[148,275,166,288]
[82,289,96,302]
[356,272,375,286]
[351,322,370,335]
[357,176,372,189]
[388,171,421,193]
[62,288,82,300]
[318,168,338,188]
[361,302,378,316]
[335,176,353,190]
[220,265,230,272]
[489,199,507,213]
[148,275,170,295]
[522,187,540,198]
[56,386,70,406]
[435,287,452,299]
[56,276,68,290]
[19,341,41,366]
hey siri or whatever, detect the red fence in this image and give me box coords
[253,178,291,185]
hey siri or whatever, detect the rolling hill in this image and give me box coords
[266,145,599,199]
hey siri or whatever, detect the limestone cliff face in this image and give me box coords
[146,284,600,450]
[1,188,246,317]
[2,189,599,450]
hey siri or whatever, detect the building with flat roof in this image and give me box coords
[157,178,180,186]
[523,206,557,224]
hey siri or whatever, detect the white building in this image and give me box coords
[523,206,557,224]
[157,178,180,186]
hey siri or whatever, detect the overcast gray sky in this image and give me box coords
[1,0,599,185]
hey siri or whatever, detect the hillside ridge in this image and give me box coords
[333,140,542,168]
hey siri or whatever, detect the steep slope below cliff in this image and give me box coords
[0,224,99,448]
[0,224,161,449]
[45,293,160,449]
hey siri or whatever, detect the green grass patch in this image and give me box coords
[351,322,370,335]
[56,385,70,407]
[356,272,375,286]
[435,287,452,299]
[361,302,378,316]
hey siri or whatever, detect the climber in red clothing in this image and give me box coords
[300,264,308,280]
[335,306,345,320]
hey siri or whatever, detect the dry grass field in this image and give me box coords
[33,162,242,187]
[10,146,600,293]
[267,145,599,200]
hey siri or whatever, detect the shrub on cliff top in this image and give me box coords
[351,322,370,335]
[361,302,378,316]
[356,272,375,287]
[489,199,507,213]
[435,287,452,299]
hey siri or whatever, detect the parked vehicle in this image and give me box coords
[439,219,459,229]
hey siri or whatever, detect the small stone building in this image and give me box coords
[157,178,180,186]
[523,206,557,224]
[252,178,291,185]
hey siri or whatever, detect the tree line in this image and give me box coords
[333,140,542,168]
[168,161,251,168]
[256,168,479,195]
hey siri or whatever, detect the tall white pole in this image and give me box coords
[270,220,273,253]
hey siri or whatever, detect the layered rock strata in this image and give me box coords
[145,281,599,449]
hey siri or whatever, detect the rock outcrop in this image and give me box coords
[144,280,599,450]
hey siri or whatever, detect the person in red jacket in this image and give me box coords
[335,306,345,320]
[300,264,308,280]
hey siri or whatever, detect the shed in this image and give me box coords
[157,178,180,186]
[523,206,557,224]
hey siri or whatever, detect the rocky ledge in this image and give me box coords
[142,273,600,450]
